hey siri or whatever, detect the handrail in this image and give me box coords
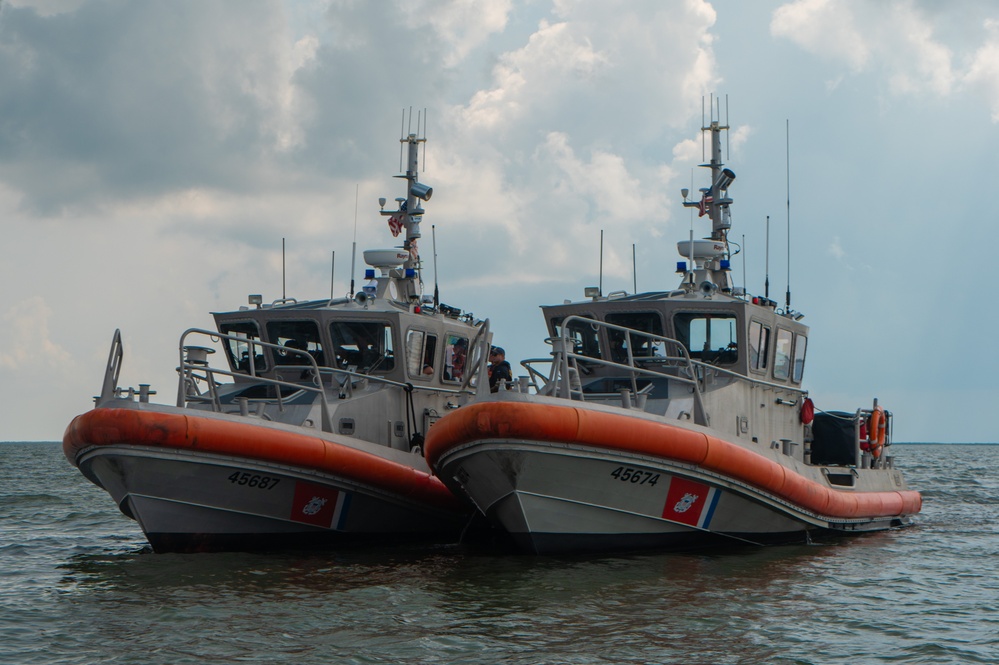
[534,315,706,422]
[533,316,809,396]
[99,329,124,402]
[178,328,335,432]
[175,328,475,432]
[528,315,805,426]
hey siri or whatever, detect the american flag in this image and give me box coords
[697,192,713,217]
[388,216,404,237]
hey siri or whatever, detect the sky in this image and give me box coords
[1,0,998,443]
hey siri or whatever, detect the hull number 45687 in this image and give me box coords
[227,472,281,490]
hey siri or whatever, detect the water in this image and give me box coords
[2,442,996,665]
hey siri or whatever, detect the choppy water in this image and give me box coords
[1,442,996,665]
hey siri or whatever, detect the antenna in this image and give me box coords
[785,119,792,311]
[282,237,286,300]
[399,109,405,170]
[330,250,335,301]
[349,184,358,297]
[765,215,770,300]
[741,233,746,297]
[599,229,604,297]
[689,169,695,274]
[725,95,730,159]
[632,243,637,293]
[432,224,439,308]
[421,108,428,172]
[701,97,706,161]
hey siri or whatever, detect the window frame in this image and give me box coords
[218,320,267,374]
[329,320,397,374]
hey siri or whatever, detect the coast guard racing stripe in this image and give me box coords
[662,477,720,529]
[290,481,348,529]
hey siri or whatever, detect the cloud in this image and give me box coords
[771,0,869,71]
[771,0,955,97]
[403,0,512,67]
[0,296,72,370]
[964,19,999,121]
[0,1,305,214]
[771,0,999,122]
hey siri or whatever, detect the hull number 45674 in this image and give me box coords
[610,467,660,486]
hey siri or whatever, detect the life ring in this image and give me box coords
[867,406,886,458]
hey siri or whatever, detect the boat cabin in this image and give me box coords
[212,296,481,389]
[541,292,808,390]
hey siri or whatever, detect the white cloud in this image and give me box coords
[403,0,512,67]
[0,297,72,370]
[771,0,955,97]
[828,235,844,261]
[964,19,999,121]
[771,0,869,71]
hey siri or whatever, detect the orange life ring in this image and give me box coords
[867,406,886,458]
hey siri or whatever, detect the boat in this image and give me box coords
[424,109,922,554]
[63,121,492,553]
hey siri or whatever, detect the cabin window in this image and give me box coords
[219,321,267,373]
[266,320,324,367]
[673,312,739,365]
[748,320,771,372]
[406,329,438,379]
[773,328,793,380]
[605,312,664,362]
[442,334,469,383]
[792,333,807,383]
[552,316,602,360]
[330,321,395,373]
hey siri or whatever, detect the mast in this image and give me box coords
[680,96,736,294]
[378,109,432,303]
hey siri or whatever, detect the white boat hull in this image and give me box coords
[440,442,909,554]
[65,406,471,552]
[426,400,919,555]
[77,445,468,552]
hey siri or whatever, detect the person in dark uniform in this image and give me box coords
[488,346,512,392]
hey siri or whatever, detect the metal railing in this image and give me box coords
[521,316,809,427]
[178,328,336,432]
[175,328,480,432]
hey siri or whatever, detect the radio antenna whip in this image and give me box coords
[785,119,792,311]
[349,184,358,297]
[632,243,637,294]
[741,233,746,296]
[599,229,604,297]
[282,237,286,300]
[432,224,439,309]
[765,215,770,300]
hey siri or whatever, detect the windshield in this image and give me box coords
[266,320,324,367]
[552,315,601,359]
[330,321,395,373]
[673,312,739,365]
[605,312,664,362]
[219,321,267,373]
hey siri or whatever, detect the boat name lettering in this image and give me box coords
[227,472,281,490]
[610,467,660,486]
